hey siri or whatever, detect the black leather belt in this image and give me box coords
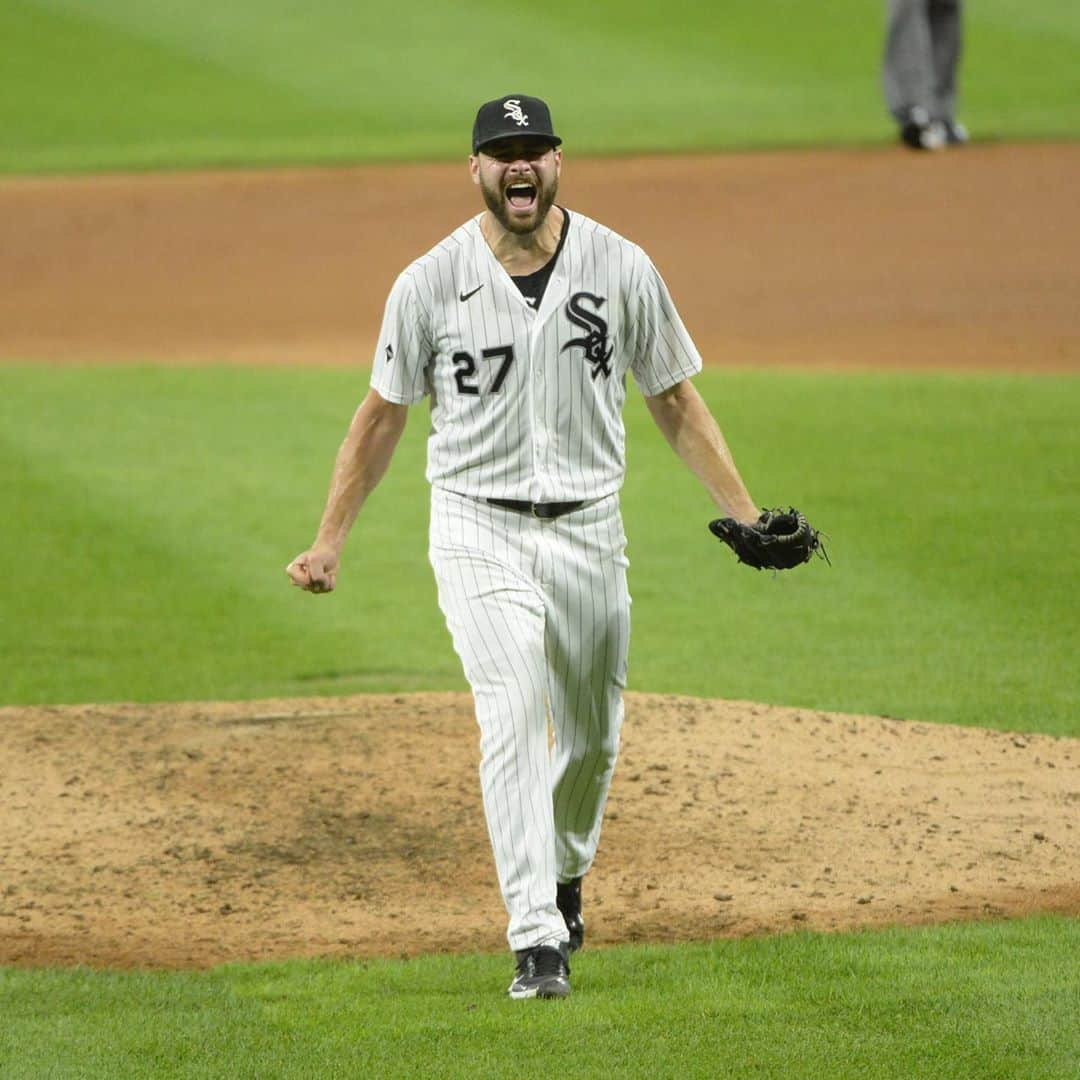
[486,498,586,519]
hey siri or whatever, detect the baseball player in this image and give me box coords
[883,0,967,149]
[287,94,762,1000]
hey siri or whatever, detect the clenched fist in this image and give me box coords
[286,548,339,594]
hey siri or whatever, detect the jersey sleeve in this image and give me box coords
[369,268,433,405]
[627,254,704,397]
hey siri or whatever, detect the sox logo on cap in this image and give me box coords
[503,99,529,127]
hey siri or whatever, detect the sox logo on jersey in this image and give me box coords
[562,292,613,380]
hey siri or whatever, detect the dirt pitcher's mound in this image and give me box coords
[1,693,1076,969]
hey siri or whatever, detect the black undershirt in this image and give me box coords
[510,209,570,310]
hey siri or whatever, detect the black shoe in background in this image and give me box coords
[943,120,969,145]
[899,106,946,151]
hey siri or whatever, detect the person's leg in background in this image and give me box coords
[883,0,947,150]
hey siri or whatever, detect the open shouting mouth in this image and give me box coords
[505,181,538,213]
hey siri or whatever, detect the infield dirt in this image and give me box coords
[1,144,1078,968]
[2,143,1079,371]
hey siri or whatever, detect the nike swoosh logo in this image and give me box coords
[459,284,484,302]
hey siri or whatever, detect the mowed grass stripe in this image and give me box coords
[0,365,453,703]
[1,0,334,172]
[3,0,1080,173]
[1,917,1077,1079]
[1,365,1076,735]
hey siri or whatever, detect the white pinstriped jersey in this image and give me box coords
[369,209,703,502]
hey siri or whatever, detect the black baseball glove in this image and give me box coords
[709,507,826,571]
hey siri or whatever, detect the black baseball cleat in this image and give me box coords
[507,943,571,1000]
[556,877,585,953]
[943,120,969,146]
[898,106,945,151]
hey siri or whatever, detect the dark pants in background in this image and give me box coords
[883,0,963,125]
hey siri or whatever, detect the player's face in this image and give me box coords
[471,138,562,235]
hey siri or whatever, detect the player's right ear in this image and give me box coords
[468,155,481,185]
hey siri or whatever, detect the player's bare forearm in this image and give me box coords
[645,379,759,524]
[286,389,408,593]
[314,389,409,552]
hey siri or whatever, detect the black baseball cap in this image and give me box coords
[471,94,562,155]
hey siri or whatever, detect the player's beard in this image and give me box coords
[480,171,559,236]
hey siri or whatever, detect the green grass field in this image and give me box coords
[3,5,1079,1075]
[2,0,1079,174]
[3,918,1077,1079]
[2,365,1077,735]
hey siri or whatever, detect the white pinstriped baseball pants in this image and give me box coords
[429,487,631,952]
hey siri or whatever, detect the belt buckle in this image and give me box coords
[533,501,562,520]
